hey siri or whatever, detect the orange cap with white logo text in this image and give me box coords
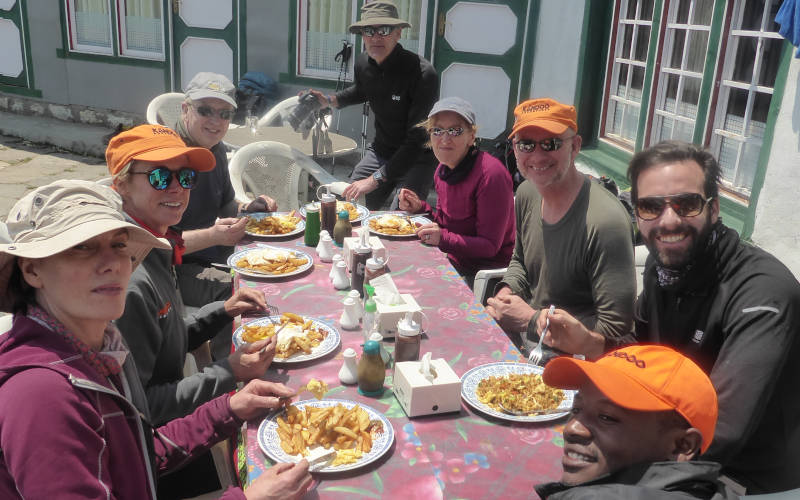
[105,124,216,176]
[509,98,578,138]
[543,344,718,453]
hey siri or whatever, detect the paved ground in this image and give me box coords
[0,134,109,217]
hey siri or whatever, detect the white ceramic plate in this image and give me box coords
[300,201,370,224]
[243,212,305,238]
[227,245,313,279]
[258,399,394,473]
[364,213,432,238]
[233,316,340,364]
[460,362,575,423]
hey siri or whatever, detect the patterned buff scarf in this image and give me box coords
[129,214,185,265]
[27,305,128,377]
[656,221,722,288]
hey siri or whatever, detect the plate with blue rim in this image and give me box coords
[243,211,305,238]
[257,399,394,473]
[227,245,313,279]
[232,315,340,364]
[460,362,575,423]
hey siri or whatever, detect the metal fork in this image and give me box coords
[529,304,555,365]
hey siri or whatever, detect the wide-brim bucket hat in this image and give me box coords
[349,1,411,33]
[0,180,170,312]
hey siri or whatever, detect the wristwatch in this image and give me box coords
[372,170,385,184]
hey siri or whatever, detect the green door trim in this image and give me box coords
[0,0,39,96]
[432,0,535,141]
[171,0,241,92]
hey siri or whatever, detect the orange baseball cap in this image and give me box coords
[508,98,578,138]
[105,124,216,176]
[543,345,718,453]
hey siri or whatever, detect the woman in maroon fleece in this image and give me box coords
[399,96,515,288]
[0,180,310,499]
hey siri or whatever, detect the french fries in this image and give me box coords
[246,211,301,235]
[337,201,360,221]
[235,248,308,275]
[476,373,565,415]
[275,403,384,467]
[368,214,416,235]
[240,313,328,359]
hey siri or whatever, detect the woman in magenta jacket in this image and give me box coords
[399,96,515,288]
[0,181,311,499]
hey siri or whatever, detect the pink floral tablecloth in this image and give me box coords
[235,233,565,499]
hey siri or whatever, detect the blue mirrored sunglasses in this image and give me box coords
[131,166,198,190]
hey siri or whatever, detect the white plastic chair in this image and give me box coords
[229,141,340,211]
[145,92,185,126]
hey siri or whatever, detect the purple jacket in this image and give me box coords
[421,151,515,274]
[0,315,247,500]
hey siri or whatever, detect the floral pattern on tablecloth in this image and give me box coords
[235,232,565,499]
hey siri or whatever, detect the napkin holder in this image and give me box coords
[343,236,386,270]
[375,294,422,336]
[393,356,461,417]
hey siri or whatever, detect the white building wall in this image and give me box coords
[528,0,584,104]
[751,57,800,280]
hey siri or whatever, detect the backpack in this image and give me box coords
[232,72,278,125]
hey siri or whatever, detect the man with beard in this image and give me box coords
[628,141,800,494]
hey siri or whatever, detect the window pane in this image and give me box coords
[301,0,355,76]
[723,87,747,134]
[730,35,756,83]
[634,25,651,61]
[758,37,782,87]
[122,0,163,56]
[679,77,700,118]
[73,0,112,49]
[668,29,686,69]
[640,0,655,20]
[394,0,422,53]
[692,0,714,25]
[656,116,674,141]
[614,64,629,97]
[676,0,690,24]
[622,23,634,57]
[686,30,708,72]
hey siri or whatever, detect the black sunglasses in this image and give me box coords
[361,25,395,37]
[131,167,198,190]
[191,104,234,120]
[514,137,570,153]
[429,126,464,137]
[635,193,714,221]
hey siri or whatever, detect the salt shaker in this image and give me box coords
[329,254,343,282]
[338,348,358,385]
[347,289,363,322]
[332,260,350,290]
[317,234,334,263]
[339,297,360,330]
[369,331,391,366]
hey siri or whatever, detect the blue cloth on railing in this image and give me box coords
[776,0,800,57]
[238,72,277,98]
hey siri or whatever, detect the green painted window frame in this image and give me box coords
[575,0,791,239]
[57,0,168,68]
[0,0,40,97]
[281,0,435,89]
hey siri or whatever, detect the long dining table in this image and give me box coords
[232,227,567,499]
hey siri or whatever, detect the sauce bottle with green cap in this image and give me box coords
[357,340,385,396]
[333,209,352,247]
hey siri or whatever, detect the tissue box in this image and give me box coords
[393,359,462,417]
[343,236,386,270]
[376,294,422,336]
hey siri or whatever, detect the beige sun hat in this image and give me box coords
[348,1,411,33]
[0,179,170,312]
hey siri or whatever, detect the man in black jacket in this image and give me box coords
[311,0,438,209]
[629,141,800,494]
[536,344,737,499]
